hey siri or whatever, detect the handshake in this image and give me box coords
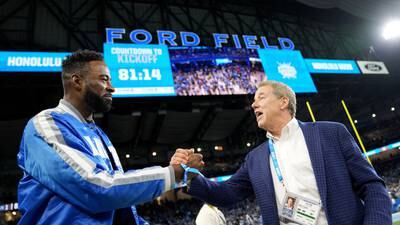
[169,148,205,183]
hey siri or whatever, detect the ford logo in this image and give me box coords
[365,63,382,72]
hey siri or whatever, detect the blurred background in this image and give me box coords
[0,0,399,224]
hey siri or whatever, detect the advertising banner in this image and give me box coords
[304,59,360,74]
[357,61,389,74]
[258,49,317,93]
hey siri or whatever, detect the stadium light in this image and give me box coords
[125,154,130,159]
[246,142,251,147]
[391,107,395,111]
[372,113,376,118]
[196,147,202,152]
[382,19,400,40]
[214,145,223,151]
[354,120,358,124]
[131,111,141,117]
[152,152,157,156]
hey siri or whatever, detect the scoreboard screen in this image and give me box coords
[1,46,320,97]
[104,43,176,97]
[0,51,69,72]
[258,49,317,93]
[170,47,266,96]
[104,44,317,97]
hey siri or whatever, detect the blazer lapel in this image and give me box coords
[299,122,327,207]
[259,141,280,224]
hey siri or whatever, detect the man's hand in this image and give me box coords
[170,148,194,165]
[170,148,204,183]
[187,153,204,171]
[185,153,205,181]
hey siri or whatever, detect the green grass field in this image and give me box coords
[394,221,400,225]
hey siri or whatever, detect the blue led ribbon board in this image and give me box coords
[103,43,176,97]
[305,59,360,74]
[257,49,317,93]
[0,51,70,72]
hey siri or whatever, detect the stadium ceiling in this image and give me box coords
[0,0,399,167]
[0,0,372,56]
[296,0,400,22]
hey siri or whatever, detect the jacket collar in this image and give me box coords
[58,99,94,123]
[298,121,327,207]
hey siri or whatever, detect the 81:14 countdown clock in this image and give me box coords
[118,68,161,81]
[104,43,176,97]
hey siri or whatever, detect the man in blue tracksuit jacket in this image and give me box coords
[17,50,191,225]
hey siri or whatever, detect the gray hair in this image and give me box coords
[257,80,297,117]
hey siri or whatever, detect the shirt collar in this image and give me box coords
[58,99,94,123]
[266,117,298,141]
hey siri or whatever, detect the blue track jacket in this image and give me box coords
[17,99,176,225]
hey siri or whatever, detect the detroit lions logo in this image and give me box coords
[277,62,297,79]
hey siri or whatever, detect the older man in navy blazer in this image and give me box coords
[173,80,392,225]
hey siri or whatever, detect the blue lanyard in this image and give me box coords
[180,164,204,185]
[268,139,284,183]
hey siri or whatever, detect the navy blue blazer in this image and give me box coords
[188,121,392,225]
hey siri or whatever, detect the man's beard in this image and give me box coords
[84,88,112,113]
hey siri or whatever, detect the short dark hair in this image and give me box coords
[62,49,103,77]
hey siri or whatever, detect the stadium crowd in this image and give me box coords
[170,47,266,96]
[173,61,266,96]
[377,157,400,199]
[169,47,259,61]
[137,197,262,225]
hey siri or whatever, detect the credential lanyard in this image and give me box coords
[180,164,204,185]
[268,139,284,184]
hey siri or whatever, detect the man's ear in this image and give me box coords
[71,74,83,91]
[280,97,289,110]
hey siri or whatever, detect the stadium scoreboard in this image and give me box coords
[103,43,176,97]
[2,44,385,97]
